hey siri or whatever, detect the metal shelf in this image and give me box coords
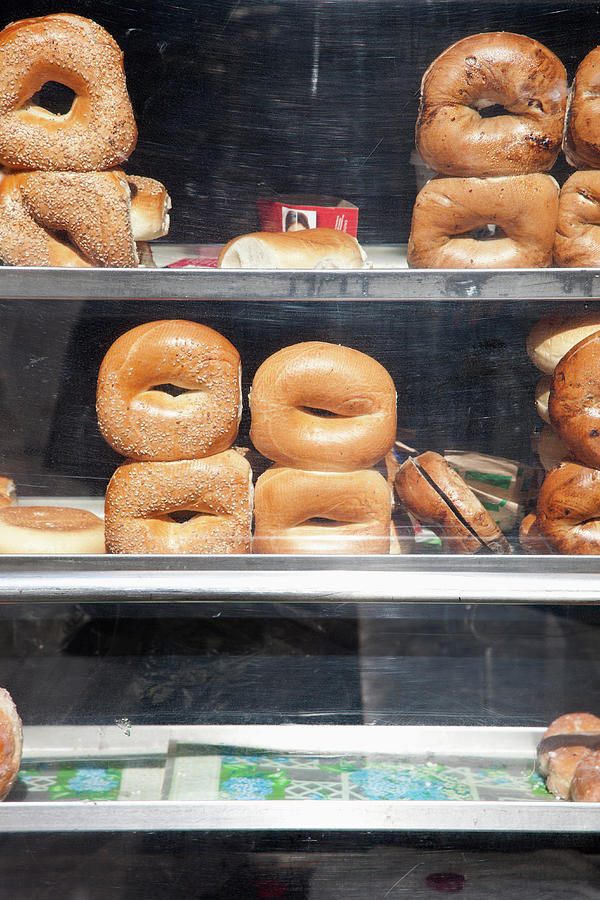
[0,554,599,603]
[1,255,600,302]
[3,724,595,834]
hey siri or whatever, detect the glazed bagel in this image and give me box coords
[104,452,252,554]
[253,466,392,554]
[394,451,510,554]
[97,320,242,462]
[0,169,138,267]
[535,375,551,424]
[415,32,566,177]
[0,506,105,553]
[217,228,368,269]
[537,713,600,800]
[564,46,600,169]
[0,688,22,801]
[527,313,600,375]
[549,331,600,468]
[536,460,600,554]
[127,175,171,242]
[0,14,137,171]
[249,341,397,471]
[407,175,559,268]
[554,171,600,267]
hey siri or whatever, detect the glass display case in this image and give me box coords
[0,0,600,896]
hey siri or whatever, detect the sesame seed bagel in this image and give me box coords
[0,14,137,171]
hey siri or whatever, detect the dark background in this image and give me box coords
[2,0,599,243]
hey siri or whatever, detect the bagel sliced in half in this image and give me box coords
[394,451,510,554]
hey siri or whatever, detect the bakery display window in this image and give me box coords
[0,0,598,894]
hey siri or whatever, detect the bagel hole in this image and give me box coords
[30,82,76,116]
[455,224,507,242]
[299,406,343,418]
[476,103,512,118]
[166,510,208,523]
[302,517,346,528]
[152,383,190,397]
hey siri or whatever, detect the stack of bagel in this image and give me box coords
[525,313,600,554]
[250,341,396,554]
[555,47,600,267]
[97,320,252,554]
[408,32,564,268]
[0,14,170,268]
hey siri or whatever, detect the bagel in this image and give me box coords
[0,169,138,267]
[394,451,510,553]
[97,320,242,462]
[407,175,559,268]
[0,688,22,801]
[415,33,566,177]
[536,460,600,554]
[554,171,600,267]
[548,331,600,468]
[0,14,137,171]
[104,452,252,554]
[536,424,569,472]
[253,466,391,554]
[570,751,600,802]
[527,313,600,375]
[217,228,368,269]
[537,713,600,800]
[564,46,600,168]
[535,375,551,424]
[518,512,553,554]
[249,341,396,472]
[127,175,171,242]
[0,506,105,553]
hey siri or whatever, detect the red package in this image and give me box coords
[258,194,359,236]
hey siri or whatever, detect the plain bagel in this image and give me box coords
[218,228,368,269]
[526,313,600,374]
[249,341,397,472]
[0,506,105,553]
[253,466,392,554]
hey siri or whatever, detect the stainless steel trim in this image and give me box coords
[0,555,599,603]
[2,264,600,301]
[0,798,591,833]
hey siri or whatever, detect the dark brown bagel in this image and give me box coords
[564,46,600,168]
[416,32,566,177]
[407,175,559,268]
[536,460,600,554]
[554,171,600,267]
[394,451,510,553]
[548,331,600,469]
